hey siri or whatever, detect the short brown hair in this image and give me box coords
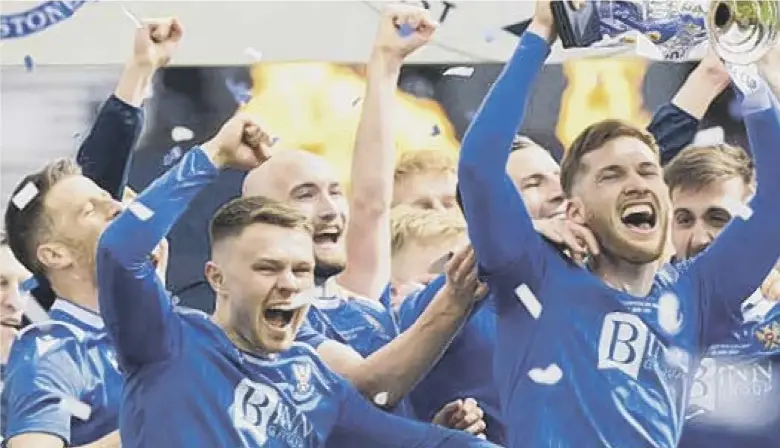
[209,196,313,246]
[4,159,81,277]
[390,205,466,255]
[394,150,457,184]
[664,144,754,194]
[560,120,659,196]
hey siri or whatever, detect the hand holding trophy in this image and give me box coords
[552,0,779,65]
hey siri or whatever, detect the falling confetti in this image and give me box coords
[515,284,542,319]
[72,132,82,140]
[171,126,194,142]
[225,78,253,105]
[11,182,39,210]
[483,31,496,43]
[270,137,280,146]
[244,47,263,62]
[373,392,389,406]
[23,55,34,72]
[60,396,92,421]
[128,201,154,221]
[527,363,563,385]
[163,146,184,166]
[398,23,415,38]
[431,125,441,137]
[351,97,362,107]
[120,4,143,29]
[442,66,475,78]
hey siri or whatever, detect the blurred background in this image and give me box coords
[1,0,746,310]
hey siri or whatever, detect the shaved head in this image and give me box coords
[243,149,349,280]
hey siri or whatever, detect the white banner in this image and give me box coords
[0,0,634,66]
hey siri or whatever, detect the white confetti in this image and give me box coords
[373,392,389,406]
[692,127,725,147]
[171,126,194,142]
[515,284,542,319]
[657,293,682,336]
[60,396,92,421]
[527,364,563,385]
[443,66,475,78]
[120,4,143,29]
[244,47,263,62]
[128,202,154,221]
[11,182,39,210]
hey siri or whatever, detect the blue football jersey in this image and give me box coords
[457,30,780,448]
[681,291,780,447]
[1,299,122,446]
[396,275,505,444]
[96,146,497,448]
[305,278,398,358]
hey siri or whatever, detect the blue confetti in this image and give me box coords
[24,55,34,72]
[20,276,39,293]
[163,146,184,166]
[484,31,495,43]
[270,137,280,145]
[431,125,441,137]
[225,78,252,105]
[398,23,415,38]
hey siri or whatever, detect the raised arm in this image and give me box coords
[317,246,484,408]
[77,19,182,199]
[458,7,555,289]
[647,51,730,164]
[689,68,780,346]
[338,4,436,299]
[97,114,271,368]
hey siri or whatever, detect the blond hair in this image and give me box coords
[394,150,457,184]
[390,205,466,254]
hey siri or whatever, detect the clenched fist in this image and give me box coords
[202,114,275,171]
[432,398,487,438]
[374,3,438,60]
[443,245,488,309]
[133,17,183,68]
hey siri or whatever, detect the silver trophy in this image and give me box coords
[554,0,779,64]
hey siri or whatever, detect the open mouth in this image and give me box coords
[263,308,296,329]
[313,227,341,246]
[620,203,657,232]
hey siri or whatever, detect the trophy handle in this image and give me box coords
[553,1,602,48]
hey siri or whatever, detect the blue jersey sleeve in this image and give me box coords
[1,326,85,445]
[396,275,447,331]
[457,31,557,293]
[97,147,219,369]
[296,319,327,349]
[646,102,699,165]
[333,378,497,447]
[76,95,143,200]
[686,86,780,348]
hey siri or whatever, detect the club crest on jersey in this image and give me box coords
[1,1,87,40]
[755,322,780,350]
[293,363,312,396]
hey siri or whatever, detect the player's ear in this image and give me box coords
[204,260,225,295]
[566,198,586,225]
[37,241,71,271]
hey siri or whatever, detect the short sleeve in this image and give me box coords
[2,332,84,445]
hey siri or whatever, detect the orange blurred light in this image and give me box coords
[557,58,651,151]
[242,62,459,185]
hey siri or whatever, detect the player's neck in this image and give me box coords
[48,271,99,313]
[590,253,657,297]
[211,310,275,358]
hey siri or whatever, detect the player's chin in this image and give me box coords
[618,240,665,264]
